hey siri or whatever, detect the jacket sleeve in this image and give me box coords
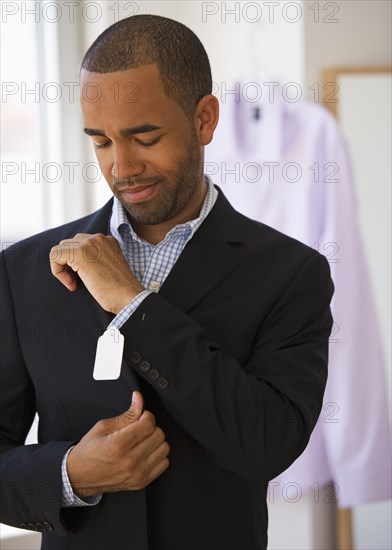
[0,252,72,536]
[121,252,334,483]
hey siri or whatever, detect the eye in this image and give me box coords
[135,137,161,147]
[94,140,112,149]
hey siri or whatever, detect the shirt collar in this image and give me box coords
[110,176,218,247]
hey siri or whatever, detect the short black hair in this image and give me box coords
[81,14,213,119]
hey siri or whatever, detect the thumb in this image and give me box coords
[129,391,144,420]
[109,391,144,430]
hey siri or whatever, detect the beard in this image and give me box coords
[113,130,203,226]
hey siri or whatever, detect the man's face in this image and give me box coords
[80,64,204,226]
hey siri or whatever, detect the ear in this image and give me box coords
[193,95,219,146]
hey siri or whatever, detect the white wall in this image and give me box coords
[338,71,391,550]
[304,0,392,95]
[304,3,391,547]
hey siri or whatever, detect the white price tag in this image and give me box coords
[93,328,124,380]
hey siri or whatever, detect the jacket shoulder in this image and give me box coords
[232,204,321,264]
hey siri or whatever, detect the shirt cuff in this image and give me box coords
[61,447,102,508]
[108,289,152,330]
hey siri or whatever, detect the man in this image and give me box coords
[0,14,334,550]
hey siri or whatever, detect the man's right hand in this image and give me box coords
[66,391,170,498]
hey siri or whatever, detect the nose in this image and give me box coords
[111,143,145,181]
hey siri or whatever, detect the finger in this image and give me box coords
[73,233,95,239]
[99,394,147,434]
[106,411,158,450]
[126,425,167,460]
[130,391,144,420]
[50,261,78,291]
[142,440,171,472]
[143,456,170,486]
[49,244,79,291]
[116,392,144,426]
[125,445,170,491]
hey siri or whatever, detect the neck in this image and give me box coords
[132,179,208,245]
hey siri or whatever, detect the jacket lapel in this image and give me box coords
[158,188,246,312]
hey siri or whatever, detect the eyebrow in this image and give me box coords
[83,124,162,137]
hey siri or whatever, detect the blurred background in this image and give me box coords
[1,1,391,548]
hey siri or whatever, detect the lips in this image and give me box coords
[118,182,158,204]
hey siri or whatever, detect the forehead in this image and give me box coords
[79,64,184,127]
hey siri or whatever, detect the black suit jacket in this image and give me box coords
[0,187,334,550]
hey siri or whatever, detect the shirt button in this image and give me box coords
[150,281,160,292]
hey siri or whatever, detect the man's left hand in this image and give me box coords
[49,233,144,313]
